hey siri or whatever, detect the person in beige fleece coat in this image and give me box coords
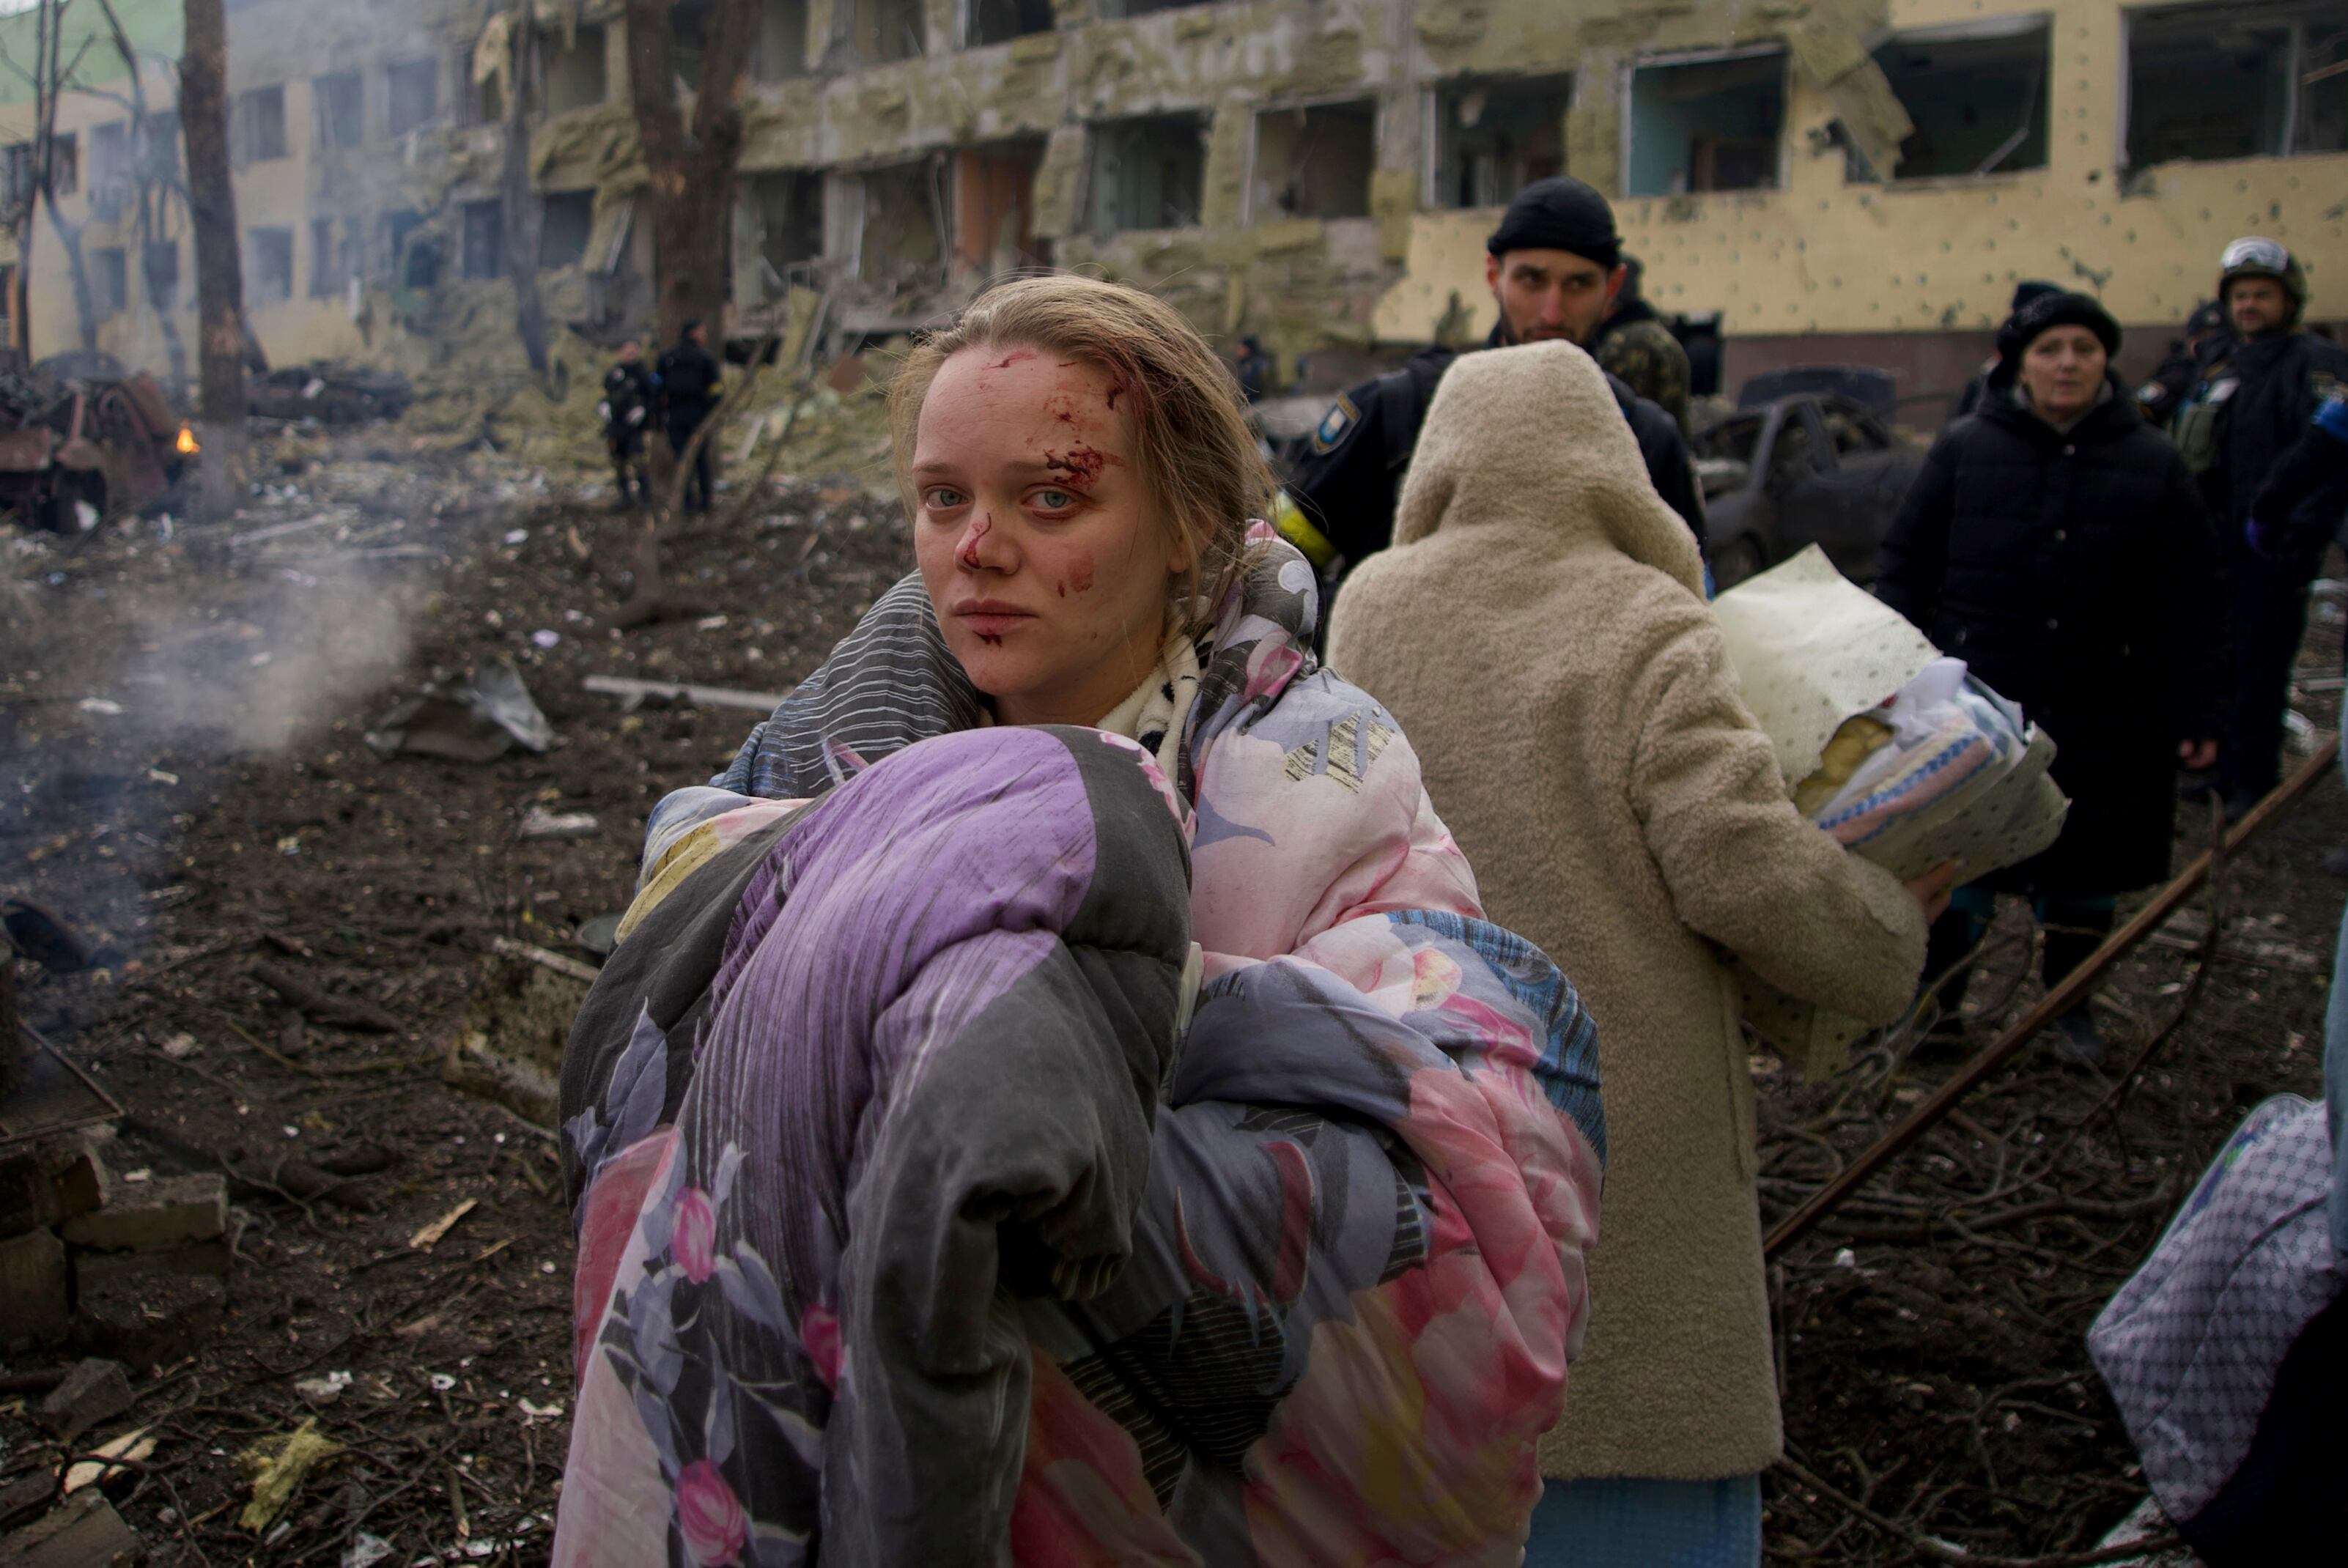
[1326,340,1939,1564]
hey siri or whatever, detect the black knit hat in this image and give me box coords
[2009,280,2060,314]
[1486,177,1622,271]
[1996,291,2121,373]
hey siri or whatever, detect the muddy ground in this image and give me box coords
[1,424,2339,1566]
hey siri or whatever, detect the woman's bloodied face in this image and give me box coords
[912,346,1184,727]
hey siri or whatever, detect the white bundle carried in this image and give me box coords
[1711,548,2069,1076]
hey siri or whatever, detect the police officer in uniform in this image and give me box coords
[2174,237,2348,819]
[1590,254,1691,429]
[657,318,723,515]
[2135,300,2231,428]
[599,339,658,510]
[1282,178,1704,587]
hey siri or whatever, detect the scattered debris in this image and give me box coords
[235,1419,344,1533]
[0,1486,144,1568]
[487,935,602,985]
[408,1198,478,1251]
[248,364,414,426]
[582,673,793,714]
[62,1427,155,1495]
[292,1369,355,1405]
[366,658,555,762]
[517,806,599,842]
[34,1359,133,1446]
[250,961,402,1035]
[62,1171,227,1254]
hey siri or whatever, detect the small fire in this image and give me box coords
[176,425,199,456]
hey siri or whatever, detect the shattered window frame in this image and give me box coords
[2122,1,2348,167]
[539,24,611,114]
[461,198,506,281]
[388,58,442,139]
[852,0,927,64]
[314,70,364,152]
[136,111,180,181]
[1084,113,1208,238]
[966,0,1055,48]
[93,245,127,319]
[1249,98,1378,223]
[49,132,77,197]
[238,84,289,165]
[247,225,296,307]
[1622,45,1788,198]
[754,0,811,80]
[1428,72,1573,210]
[747,168,825,295]
[539,189,597,271]
[87,121,129,221]
[384,209,440,289]
[143,239,179,313]
[1850,17,2051,182]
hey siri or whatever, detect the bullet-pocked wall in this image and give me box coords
[1376,0,2348,407]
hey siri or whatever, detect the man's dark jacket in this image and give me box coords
[1876,382,2228,894]
[2193,330,2348,557]
[1287,327,1705,569]
[657,338,723,420]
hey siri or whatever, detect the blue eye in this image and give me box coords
[1035,489,1075,510]
[925,487,967,509]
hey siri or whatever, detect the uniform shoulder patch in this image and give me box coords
[1313,393,1361,454]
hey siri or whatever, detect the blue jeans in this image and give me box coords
[1523,1475,1763,1567]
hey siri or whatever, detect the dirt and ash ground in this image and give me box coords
[0,410,2338,1567]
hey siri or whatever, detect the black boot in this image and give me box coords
[2040,903,2116,1068]
[1913,907,1983,1057]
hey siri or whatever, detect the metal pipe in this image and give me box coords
[1764,740,2338,1260]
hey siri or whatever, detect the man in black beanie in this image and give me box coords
[1282,177,1703,591]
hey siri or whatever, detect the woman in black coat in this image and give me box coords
[1877,292,2228,1064]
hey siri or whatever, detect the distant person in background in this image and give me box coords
[2174,237,2348,821]
[1878,292,2227,1065]
[2136,300,2231,426]
[658,319,723,515]
[1229,334,1272,402]
[1590,254,1692,429]
[1952,279,2061,418]
[599,340,658,511]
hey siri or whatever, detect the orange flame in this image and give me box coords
[176,425,199,456]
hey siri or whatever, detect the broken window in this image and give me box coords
[309,218,360,298]
[952,140,1046,273]
[50,132,75,196]
[540,24,609,113]
[87,122,128,220]
[95,246,127,318]
[237,85,289,164]
[144,239,179,312]
[1433,74,1569,210]
[316,70,363,151]
[1252,101,1376,221]
[853,0,925,64]
[248,226,295,306]
[970,0,1053,47]
[748,169,824,292]
[462,199,505,280]
[385,210,440,289]
[2125,2,2348,165]
[389,59,440,137]
[756,0,809,79]
[673,1,712,86]
[857,159,947,286]
[1625,48,1785,196]
[1086,114,1206,237]
[539,190,595,270]
[1858,21,2048,180]
[136,111,179,180]
[2,142,33,211]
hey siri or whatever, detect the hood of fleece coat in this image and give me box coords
[1392,341,1705,596]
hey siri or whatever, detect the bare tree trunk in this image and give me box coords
[499,5,549,376]
[624,0,761,347]
[181,0,247,517]
[32,0,98,357]
[96,0,189,388]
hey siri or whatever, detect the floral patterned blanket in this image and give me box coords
[553,537,1606,1567]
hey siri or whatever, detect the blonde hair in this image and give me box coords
[890,275,1277,625]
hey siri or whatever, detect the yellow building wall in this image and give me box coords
[1376,0,2348,341]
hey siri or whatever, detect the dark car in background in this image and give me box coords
[1692,380,1924,589]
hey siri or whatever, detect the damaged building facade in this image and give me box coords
[2,0,2343,405]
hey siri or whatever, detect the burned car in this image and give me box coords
[1692,369,1924,589]
[0,365,192,531]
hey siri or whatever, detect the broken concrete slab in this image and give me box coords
[0,1488,143,1568]
[73,1273,227,1372]
[72,1238,234,1290]
[1,1134,111,1240]
[61,1172,228,1254]
[35,1358,133,1446]
[1,1226,71,1349]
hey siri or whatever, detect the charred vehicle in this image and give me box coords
[1692,371,1924,589]
[0,366,193,532]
